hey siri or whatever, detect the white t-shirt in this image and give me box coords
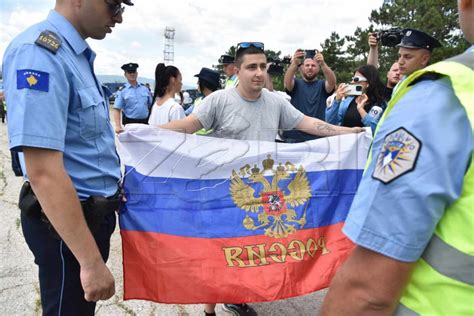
[148,98,185,125]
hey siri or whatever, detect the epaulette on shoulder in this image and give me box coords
[118,86,125,91]
[35,30,62,54]
[409,72,443,87]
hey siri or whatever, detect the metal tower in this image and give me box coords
[163,27,175,65]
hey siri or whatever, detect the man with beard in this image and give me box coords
[282,49,336,143]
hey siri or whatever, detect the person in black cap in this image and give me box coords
[396,28,442,78]
[113,62,153,133]
[185,67,221,116]
[219,54,239,89]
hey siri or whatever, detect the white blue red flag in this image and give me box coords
[117,125,371,304]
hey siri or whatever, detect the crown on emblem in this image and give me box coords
[251,164,261,175]
[262,154,274,171]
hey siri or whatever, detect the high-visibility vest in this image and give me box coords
[370,52,474,316]
[225,75,239,89]
[192,97,213,136]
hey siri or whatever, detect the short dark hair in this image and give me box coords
[199,79,220,93]
[235,46,266,67]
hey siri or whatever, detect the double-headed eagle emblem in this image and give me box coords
[230,155,311,238]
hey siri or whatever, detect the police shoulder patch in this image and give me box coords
[17,69,49,92]
[372,127,421,184]
[35,30,62,54]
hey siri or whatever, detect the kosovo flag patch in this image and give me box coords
[17,69,49,92]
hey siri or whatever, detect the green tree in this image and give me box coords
[368,0,468,72]
[320,32,353,83]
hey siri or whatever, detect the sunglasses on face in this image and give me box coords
[352,76,368,83]
[236,42,265,52]
[104,0,125,16]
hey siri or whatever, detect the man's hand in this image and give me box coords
[292,49,304,66]
[81,261,115,302]
[368,33,379,48]
[314,52,325,66]
[114,125,124,134]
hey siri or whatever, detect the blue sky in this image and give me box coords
[1,0,383,86]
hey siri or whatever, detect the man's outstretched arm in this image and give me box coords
[157,113,204,134]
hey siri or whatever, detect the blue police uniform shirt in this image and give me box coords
[113,83,152,119]
[343,73,473,262]
[3,10,121,200]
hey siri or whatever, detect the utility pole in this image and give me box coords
[163,27,175,65]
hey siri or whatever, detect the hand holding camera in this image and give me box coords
[292,49,305,66]
[314,50,324,66]
[335,83,363,101]
[368,33,378,48]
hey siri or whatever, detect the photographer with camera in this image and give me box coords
[282,49,336,143]
[368,33,401,101]
[326,64,386,134]
[368,28,441,93]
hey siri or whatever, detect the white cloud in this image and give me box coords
[1,0,383,86]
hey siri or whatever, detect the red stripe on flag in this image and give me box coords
[121,223,353,303]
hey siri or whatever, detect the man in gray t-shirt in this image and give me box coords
[195,87,303,142]
[158,42,363,316]
[159,43,361,143]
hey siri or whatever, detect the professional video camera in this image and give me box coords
[267,56,291,76]
[377,28,404,47]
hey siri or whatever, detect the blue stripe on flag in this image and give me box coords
[120,166,362,238]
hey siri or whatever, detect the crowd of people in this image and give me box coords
[1,0,473,315]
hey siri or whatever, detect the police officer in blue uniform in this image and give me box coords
[2,0,133,314]
[113,62,152,133]
[395,28,442,84]
[321,3,473,314]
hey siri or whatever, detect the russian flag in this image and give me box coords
[117,125,371,304]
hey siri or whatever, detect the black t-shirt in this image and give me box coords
[341,98,364,128]
[383,86,393,102]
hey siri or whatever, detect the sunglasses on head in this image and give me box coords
[352,76,368,83]
[104,0,125,17]
[236,42,265,52]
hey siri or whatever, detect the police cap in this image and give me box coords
[397,29,441,52]
[194,67,221,90]
[219,54,235,65]
[121,63,139,72]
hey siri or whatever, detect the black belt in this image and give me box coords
[19,182,120,239]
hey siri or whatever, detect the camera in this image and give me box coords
[345,84,363,96]
[304,49,317,59]
[267,56,291,76]
[377,28,404,47]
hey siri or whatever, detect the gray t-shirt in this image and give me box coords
[194,88,304,141]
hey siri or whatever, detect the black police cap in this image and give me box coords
[121,63,139,72]
[219,54,235,64]
[397,29,441,52]
[194,67,221,89]
[122,0,134,5]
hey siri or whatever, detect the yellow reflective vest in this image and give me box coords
[371,52,474,316]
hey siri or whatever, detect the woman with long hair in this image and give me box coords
[326,64,386,133]
[148,63,185,125]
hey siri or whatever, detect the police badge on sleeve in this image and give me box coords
[372,127,421,184]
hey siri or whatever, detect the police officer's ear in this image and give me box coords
[421,51,431,67]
